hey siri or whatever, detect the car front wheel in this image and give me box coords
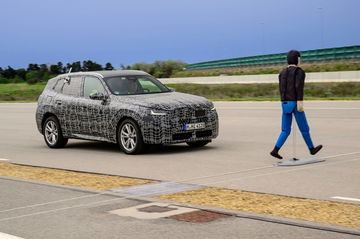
[43,116,68,148]
[118,119,145,154]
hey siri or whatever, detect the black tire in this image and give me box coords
[118,119,145,154]
[186,140,211,148]
[43,116,68,148]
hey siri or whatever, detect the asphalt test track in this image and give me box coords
[0,101,359,204]
[1,101,360,238]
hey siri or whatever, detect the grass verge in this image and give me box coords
[155,187,360,229]
[0,82,46,101]
[1,82,360,102]
[0,162,155,190]
[167,82,360,100]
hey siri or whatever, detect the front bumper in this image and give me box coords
[141,108,219,144]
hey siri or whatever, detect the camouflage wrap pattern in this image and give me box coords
[36,71,218,145]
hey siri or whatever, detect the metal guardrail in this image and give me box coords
[185,45,360,70]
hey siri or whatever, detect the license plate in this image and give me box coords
[184,122,205,131]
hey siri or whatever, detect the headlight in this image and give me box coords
[208,102,216,111]
[150,110,167,116]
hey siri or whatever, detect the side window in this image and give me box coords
[53,78,65,93]
[83,76,106,98]
[62,76,82,97]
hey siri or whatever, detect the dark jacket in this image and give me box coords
[279,66,305,101]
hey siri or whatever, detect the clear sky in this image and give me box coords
[1,0,359,69]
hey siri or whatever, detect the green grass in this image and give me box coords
[0,82,46,101]
[167,82,360,100]
[1,82,360,102]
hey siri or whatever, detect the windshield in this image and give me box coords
[104,75,171,95]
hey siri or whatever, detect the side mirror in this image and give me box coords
[89,92,108,101]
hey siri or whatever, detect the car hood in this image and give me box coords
[111,92,213,110]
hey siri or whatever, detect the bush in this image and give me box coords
[0,78,10,84]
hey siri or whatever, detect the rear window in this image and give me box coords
[53,78,65,93]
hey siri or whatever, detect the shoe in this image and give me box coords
[270,146,283,159]
[310,145,323,155]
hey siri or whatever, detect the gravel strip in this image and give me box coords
[156,187,360,228]
[0,162,154,190]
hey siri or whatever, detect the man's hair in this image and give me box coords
[287,50,301,65]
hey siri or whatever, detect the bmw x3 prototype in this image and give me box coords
[36,70,219,154]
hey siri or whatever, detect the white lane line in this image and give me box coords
[323,151,360,159]
[331,196,360,202]
[0,159,9,162]
[0,232,25,239]
[0,192,104,214]
[207,157,360,186]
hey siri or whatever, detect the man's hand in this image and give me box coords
[297,101,304,112]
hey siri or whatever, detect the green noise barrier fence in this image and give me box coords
[185,45,360,70]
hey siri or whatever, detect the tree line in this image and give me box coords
[0,60,186,84]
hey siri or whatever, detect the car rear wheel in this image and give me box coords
[186,140,211,148]
[43,116,68,148]
[118,119,145,154]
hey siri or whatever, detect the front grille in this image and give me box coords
[195,110,206,117]
[173,107,208,119]
[172,132,192,141]
[196,130,212,138]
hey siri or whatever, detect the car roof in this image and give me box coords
[57,70,150,79]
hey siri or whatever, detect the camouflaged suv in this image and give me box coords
[36,70,219,154]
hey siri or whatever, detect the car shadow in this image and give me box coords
[146,144,217,155]
[65,140,217,155]
[65,141,120,153]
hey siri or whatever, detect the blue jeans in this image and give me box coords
[275,101,314,149]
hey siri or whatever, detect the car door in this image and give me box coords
[78,76,110,139]
[57,76,83,136]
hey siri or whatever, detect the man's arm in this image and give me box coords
[279,69,287,100]
[296,69,305,112]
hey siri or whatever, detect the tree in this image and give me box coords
[50,62,64,75]
[50,64,60,74]
[120,64,130,70]
[66,61,82,72]
[130,60,186,78]
[82,60,103,71]
[104,62,114,70]
[2,66,16,79]
[57,62,64,74]
[130,62,154,74]
[27,64,40,71]
[16,69,27,81]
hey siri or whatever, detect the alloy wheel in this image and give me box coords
[44,120,58,145]
[120,123,137,152]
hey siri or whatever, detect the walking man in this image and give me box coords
[270,50,323,159]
